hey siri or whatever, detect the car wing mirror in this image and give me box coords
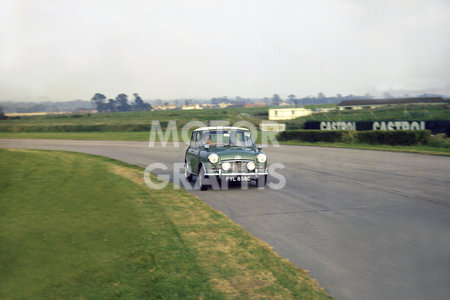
[204,144,210,150]
[258,145,262,151]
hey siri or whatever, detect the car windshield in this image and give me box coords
[201,130,254,148]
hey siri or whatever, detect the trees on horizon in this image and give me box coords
[90,91,440,113]
[91,93,152,113]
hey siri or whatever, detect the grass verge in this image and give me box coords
[0,131,151,141]
[1,131,449,156]
[0,149,330,299]
[280,140,450,156]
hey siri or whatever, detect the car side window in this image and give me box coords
[194,132,201,148]
[189,133,195,148]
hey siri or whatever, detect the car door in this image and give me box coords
[185,132,195,173]
[193,132,203,174]
[187,132,201,175]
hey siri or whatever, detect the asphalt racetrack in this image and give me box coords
[2,139,450,300]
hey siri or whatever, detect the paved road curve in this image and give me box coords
[2,139,450,300]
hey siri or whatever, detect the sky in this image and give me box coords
[1,0,449,102]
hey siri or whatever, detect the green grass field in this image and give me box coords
[1,104,448,130]
[0,149,330,299]
[1,106,270,126]
[303,104,448,121]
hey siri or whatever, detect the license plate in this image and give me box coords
[225,176,250,182]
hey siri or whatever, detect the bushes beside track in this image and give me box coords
[278,130,356,143]
[278,130,431,146]
[0,123,169,132]
[355,130,430,145]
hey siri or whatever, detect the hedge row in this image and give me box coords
[277,130,431,146]
[0,123,170,132]
[278,130,356,143]
[355,130,431,145]
[0,120,225,132]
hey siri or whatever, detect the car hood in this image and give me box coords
[210,147,259,161]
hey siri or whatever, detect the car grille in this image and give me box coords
[221,160,254,174]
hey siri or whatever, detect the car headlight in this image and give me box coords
[247,161,256,171]
[208,153,219,164]
[256,153,266,163]
[222,161,231,171]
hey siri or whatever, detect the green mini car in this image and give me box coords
[184,126,268,190]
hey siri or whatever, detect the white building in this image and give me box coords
[268,108,312,120]
[181,104,203,110]
[218,102,231,108]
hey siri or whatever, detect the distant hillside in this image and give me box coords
[0,100,94,113]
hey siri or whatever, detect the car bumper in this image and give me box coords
[204,169,268,178]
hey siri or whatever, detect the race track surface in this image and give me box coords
[2,139,450,300]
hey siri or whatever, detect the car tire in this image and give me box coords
[198,166,208,191]
[256,175,268,187]
[184,160,193,182]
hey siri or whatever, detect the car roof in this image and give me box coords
[193,126,250,132]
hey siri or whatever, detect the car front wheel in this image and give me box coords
[198,166,208,191]
[256,175,268,187]
[184,160,193,182]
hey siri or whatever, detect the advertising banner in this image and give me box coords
[304,121,450,135]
